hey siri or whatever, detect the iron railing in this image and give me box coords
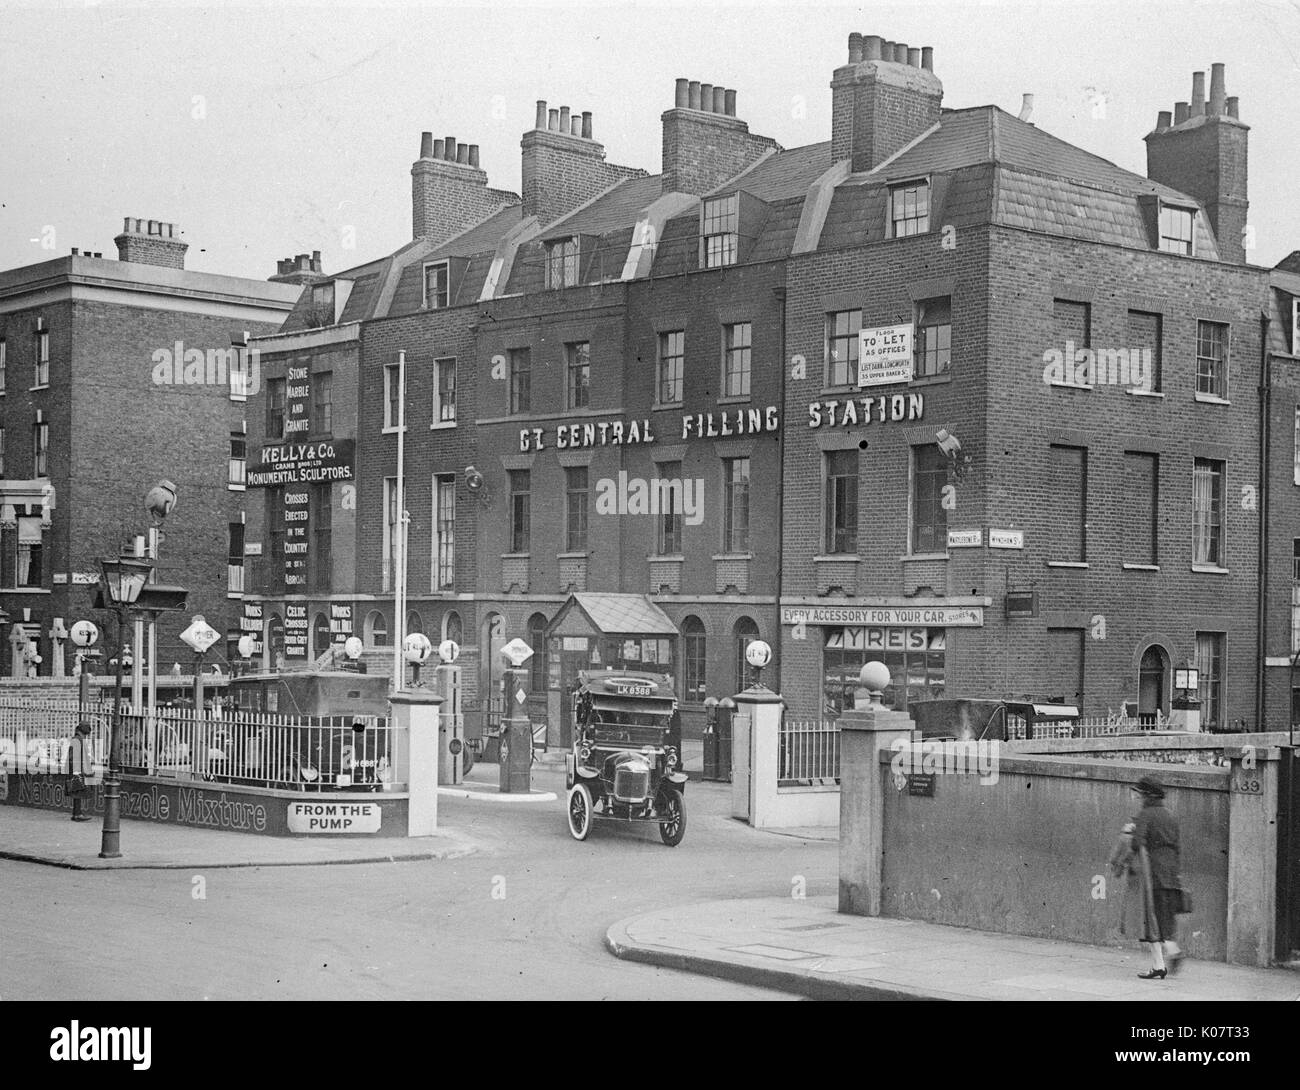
[779,718,840,786]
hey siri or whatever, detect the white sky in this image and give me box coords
[1,0,1297,279]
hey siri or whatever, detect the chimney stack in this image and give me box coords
[1145,65,1249,263]
[831,31,943,172]
[522,99,645,223]
[661,78,780,194]
[268,248,329,285]
[114,217,188,269]
[411,130,519,242]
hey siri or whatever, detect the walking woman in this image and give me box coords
[1130,775,1186,979]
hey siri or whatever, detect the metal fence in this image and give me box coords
[0,697,397,793]
[779,718,841,786]
[1005,714,1179,740]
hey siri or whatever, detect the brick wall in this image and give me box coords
[521,129,646,224]
[1146,119,1249,264]
[411,157,519,244]
[660,110,779,196]
[830,62,943,173]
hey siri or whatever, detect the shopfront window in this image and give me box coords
[600,636,673,675]
[822,626,945,717]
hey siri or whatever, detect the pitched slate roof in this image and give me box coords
[541,174,665,241]
[569,593,678,635]
[710,141,833,202]
[1270,270,1300,357]
[818,105,1222,257]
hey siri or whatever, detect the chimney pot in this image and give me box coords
[456,143,469,163]
[1191,71,1206,116]
[71,248,79,256]
[921,45,934,71]
[581,111,593,138]
[570,116,581,136]
[535,100,547,129]
[882,40,895,60]
[312,250,321,270]
[894,43,909,63]
[1157,110,1172,131]
[724,89,737,117]
[674,79,689,108]
[420,132,433,158]
[687,80,701,109]
[907,47,921,67]
[1209,62,1226,115]
[864,35,883,60]
[444,136,457,160]
[848,32,864,63]
[468,143,480,167]
[559,105,570,131]
[700,83,714,112]
[1019,93,1034,122]
[1226,95,1239,119]
[1174,101,1189,125]
[433,138,445,159]
[122,217,131,232]
[712,86,726,113]
[548,108,559,131]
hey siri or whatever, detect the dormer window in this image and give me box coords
[702,195,739,268]
[545,238,580,289]
[1158,205,1194,255]
[890,181,930,238]
[423,262,450,309]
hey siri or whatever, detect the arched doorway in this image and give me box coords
[312,613,330,659]
[443,610,463,646]
[364,610,389,647]
[262,614,284,672]
[1138,644,1169,722]
[407,610,424,636]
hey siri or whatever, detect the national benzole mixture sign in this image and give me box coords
[247,441,356,487]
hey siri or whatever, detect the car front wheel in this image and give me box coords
[567,783,593,841]
[658,787,685,847]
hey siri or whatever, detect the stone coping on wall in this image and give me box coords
[1006,731,1289,757]
[876,745,1231,791]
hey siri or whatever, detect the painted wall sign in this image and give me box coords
[329,603,353,642]
[989,529,1025,549]
[284,602,309,658]
[825,626,946,651]
[247,440,355,487]
[947,529,982,548]
[782,605,983,627]
[517,406,781,453]
[858,323,914,387]
[287,801,381,833]
[679,406,779,440]
[283,491,309,589]
[240,602,264,654]
[808,393,923,429]
[284,363,311,435]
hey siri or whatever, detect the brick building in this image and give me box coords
[778,40,1267,729]
[237,32,1285,738]
[0,219,298,676]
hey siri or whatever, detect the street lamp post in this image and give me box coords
[97,555,155,860]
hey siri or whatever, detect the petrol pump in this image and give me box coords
[434,639,464,784]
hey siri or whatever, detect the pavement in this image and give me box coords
[0,803,477,870]
[606,896,1300,1001]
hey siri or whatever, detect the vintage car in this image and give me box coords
[565,670,688,846]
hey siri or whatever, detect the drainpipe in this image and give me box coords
[773,284,787,693]
[1257,310,1271,731]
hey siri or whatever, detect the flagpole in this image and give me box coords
[393,350,407,692]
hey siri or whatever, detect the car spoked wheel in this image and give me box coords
[658,787,685,847]
[567,782,593,841]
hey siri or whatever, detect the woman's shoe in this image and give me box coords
[1137,968,1167,980]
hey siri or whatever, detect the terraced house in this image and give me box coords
[239,30,1286,742]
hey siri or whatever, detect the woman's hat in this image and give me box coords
[1134,775,1165,799]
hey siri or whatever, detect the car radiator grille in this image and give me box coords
[613,768,650,802]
